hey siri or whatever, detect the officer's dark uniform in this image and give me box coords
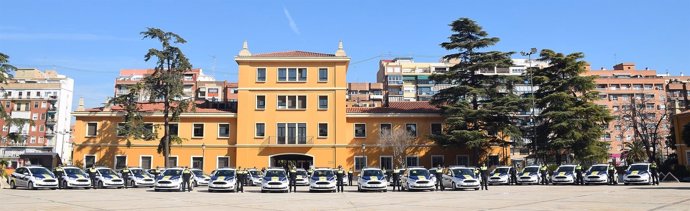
[650,163,659,185]
[480,165,489,190]
[237,169,245,192]
[336,167,345,192]
[540,165,548,185]
[607,165,616,185]
[88,167,98,189]
[510,167,518,185]
[392,169,400,191]
[289,167,297,193]
[347,169,353,186]
[575,164,583,185]
[54,166,64,189]
[151,168,160,178]
[182,168,192,192]
[434,168,444,191]
[121,168,130,189]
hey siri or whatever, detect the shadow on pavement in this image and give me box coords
[630,186,690,190]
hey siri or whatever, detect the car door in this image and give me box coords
[442,171,452,187]
[14,168,26,186]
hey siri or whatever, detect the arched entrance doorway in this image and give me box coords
[270,154,314,170]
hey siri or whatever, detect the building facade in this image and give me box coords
[0,68,74,166]
[114,68,215,102]
[346,82,385,107]
[71,42,506,173]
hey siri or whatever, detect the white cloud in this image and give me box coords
[0,32,134,41]
[283,7,300,35]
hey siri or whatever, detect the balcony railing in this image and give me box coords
[261,136,315,146]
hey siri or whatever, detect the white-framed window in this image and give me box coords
[431,123,442,135]
[167,156,178,167]
[38,137,44,143]
[256,95,266,110]
[380,123,392,137]
[218,123,230,138]
[318,123,328,138]
[191,156,204,170]
[406,123,417,137]
[277,68,307,82]
[39,125,44,132]
[406,156,419,167]
[431,155,444,167]
[31,126,36,132]
[84,155,96,168]
[318,68,328,82]
[354,156,367,171]
[318,95,328,110]
[32,113,38,120]
[255,123,265,138]
[354,123,366,138]
[276,123,307,144]
[456,155,469,166]
[140,155,153,169]
[168,123,179,137]
[115,155,127,169]
[277,95,307,110]
[198,88,207,98]
[192,123,204,138]
[380,156,393,170]
[256,67,266,82]
[29,136,36,143]
[116,123,127,137]
[217,156,230,168]
[41,102,46,108]
[86,122,97,137]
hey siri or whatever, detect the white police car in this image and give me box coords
[93,167,124,189]
[60,166,92,189]
[309,168,337,192]
[357,167,388,192]
[441,166,480,190]
[208,168,237,192]
[551,165,577,185]
[10,166,58,190]
[261,168,289,193]
[295,168,310,186]
[122,167,155,187]
[191,168,211,187]
[401,167,434,191]
[623,163,653,185]
[584,164,617,185]
[488,166,512,185]
[247,169,263,186]
[154,168,186,192]
[517,165,542,185]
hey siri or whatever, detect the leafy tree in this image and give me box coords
[430,18,526,165]
[531,50,612,163]
[379,128,416,168]
[108,28,192,168]
[0,53,33,144]
[622,141,647,163]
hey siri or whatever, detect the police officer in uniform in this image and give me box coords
[237,168,245,193]
[307,167,314,177]
[289,166,297,193]
[434,164,444,191]
[575,164,583,185]
[151,166,160,178]
[348,168,354,186]
[540,164,548,185]
[182,167,192,192]
[392,168,400,191]
[480,163,489,190]
[88,165,98,189]
[121,166,131,189]
[607,163,616,185]
[336,165,345,192]
[54,164,65,189]
[510,165,518,185]
[650,162,659,185]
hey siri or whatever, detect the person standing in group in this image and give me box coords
[348,168,353,186]
[479,163,489,191]
[540,164,549,185]
[650,162,659,185]
[181,167,192,192]
[151,166,161,178]
[434,165,444,191]
[575,164,584,185]
[289,166,297,193]
[607,163,616,185]
[121,166,130,189]
[510,165,518,185]
[88,165,98,189]
[392,168,400,191]
[336,165,345,192]
[237,168,245,193]
[54,164,65,189]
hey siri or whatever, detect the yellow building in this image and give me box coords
[71,42,507,173]
[672,111,690,166]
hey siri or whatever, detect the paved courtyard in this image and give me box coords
[2,183,690,211]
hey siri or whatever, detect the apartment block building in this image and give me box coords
[113,68,216,102]
[346,82,384,107]
[0,68,74,166]
[376,58,452,102]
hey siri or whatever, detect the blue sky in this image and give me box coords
[1,0,689,109]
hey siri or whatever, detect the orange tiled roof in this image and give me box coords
[347,101,441,114]
[85,100,234,113]
[253,51,335,57]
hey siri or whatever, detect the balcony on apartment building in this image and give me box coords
[4,94,59,101]
[402,68,431,74]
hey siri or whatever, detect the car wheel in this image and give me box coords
[193,181,198,187]
[624,183,629,185]
[383,189,388,192]
[63,181,68,189]
[98,181,105,189]
[131,181,136,188]
[261,190,266,193]
[451,182,456,191]
[357,186,361,192]
[28,182,36,190]
[10,181,16,189]
[155,189,160,192]
[209,189,213,193]
[474,188,479,191]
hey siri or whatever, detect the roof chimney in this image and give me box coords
[238,40,251,56]
[76,97,85,111]
[335,40,347,57]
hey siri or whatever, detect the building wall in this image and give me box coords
[672,112,690,167]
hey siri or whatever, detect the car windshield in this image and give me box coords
[64,168,86,175]
[249,170,262,177]
[297,170,308,176]
[162,169,183,176]
[590,166,608,172]
[265,170,286,177]
[493,167,510,174]
[523,167,539,173]
[362,170,383,177]
[452,168,475,176]
[556,166,574,172]
[192,170,205,177]
[214,170,235,177]
[98,169,118,177]
[409,169,430,177]
[313,170,334,177]
[29,168,53,176]
[629,164,648,171]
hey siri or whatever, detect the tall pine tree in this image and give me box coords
[430,18,526,165]
[531,50,612,163]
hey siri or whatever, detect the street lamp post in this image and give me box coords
[361,143,366,170]
[201,143,206,172]
[521,48,538,164]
